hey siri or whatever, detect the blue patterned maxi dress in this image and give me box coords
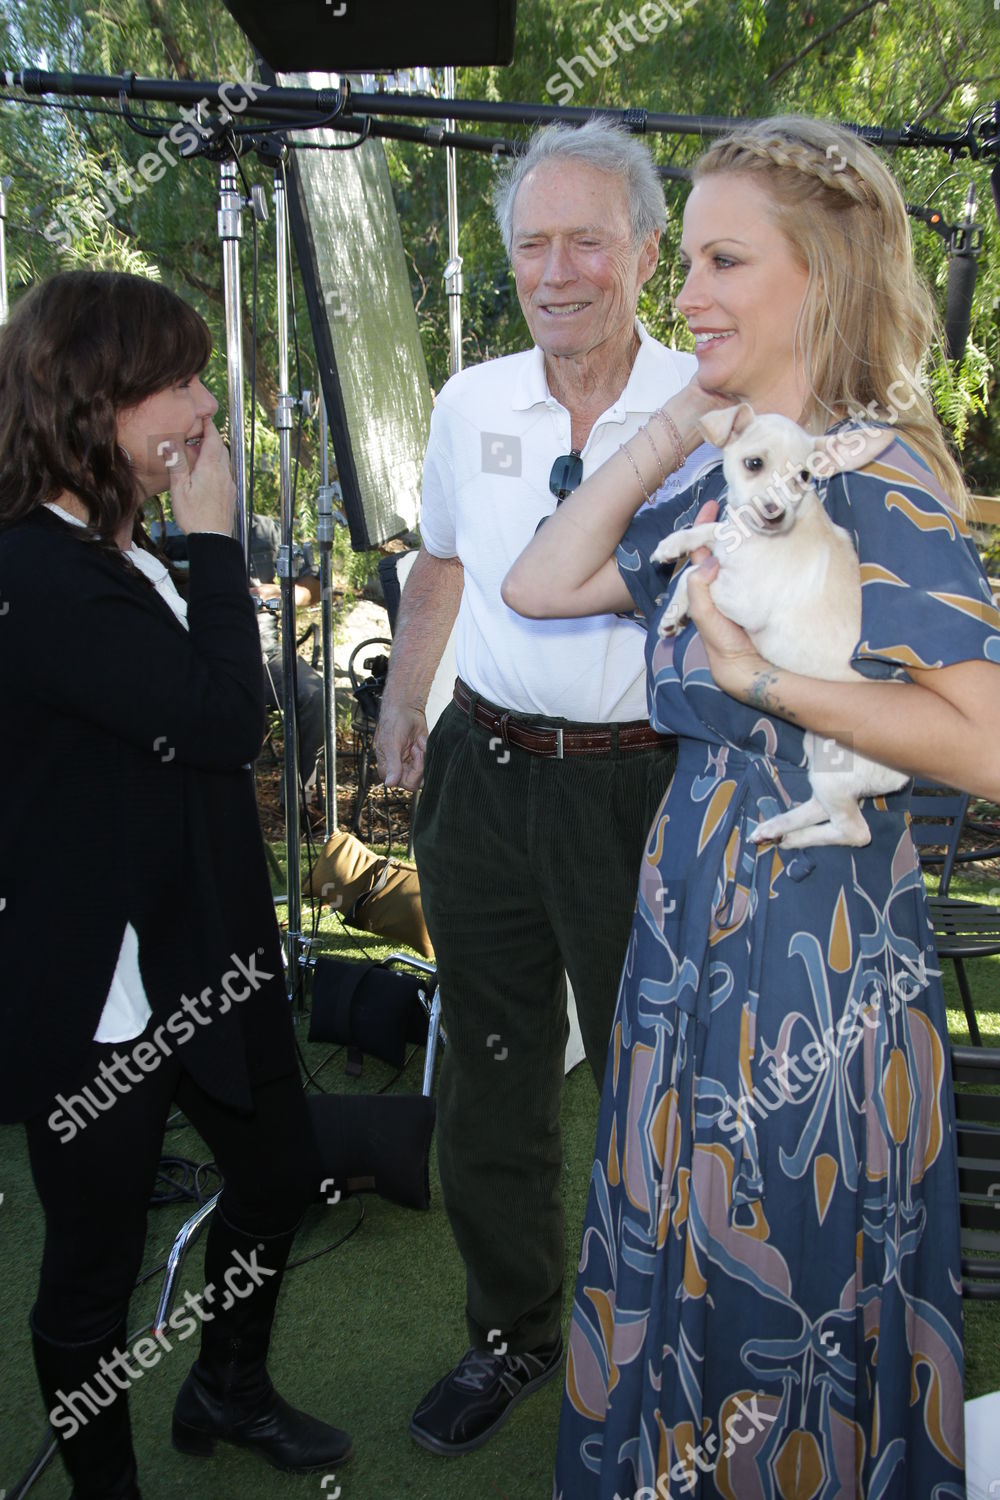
[553,432,1000,1500]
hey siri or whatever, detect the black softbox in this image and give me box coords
[221,0,516,71]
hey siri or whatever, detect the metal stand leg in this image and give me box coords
[385,953,444,1098]
[422,989,443,1099]
[955,957,983,1045]
[151,1191,220,1340]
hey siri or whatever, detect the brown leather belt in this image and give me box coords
[453,679,676,760]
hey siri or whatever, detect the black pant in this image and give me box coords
[413,697,676,1351]
[24,1022,319,1343]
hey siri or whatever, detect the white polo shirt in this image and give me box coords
[419,321,705,722]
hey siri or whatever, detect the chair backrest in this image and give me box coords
[952,1043,1000,1299]
[377,554,405,634]
[908,779,970,895]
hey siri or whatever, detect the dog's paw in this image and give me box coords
[650,535,685,565]
[657,606,688,638]
[750,815,789,844]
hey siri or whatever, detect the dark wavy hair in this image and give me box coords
[0,270,212,549]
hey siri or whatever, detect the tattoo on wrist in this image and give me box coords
[747,670,798,721]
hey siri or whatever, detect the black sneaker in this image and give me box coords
[409,1338,564,1455]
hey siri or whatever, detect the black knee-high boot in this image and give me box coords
[30,1310,142,1500]
[172,1204,352,1472]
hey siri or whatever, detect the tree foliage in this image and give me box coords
[427,0,1000,486]
[1,0,999,498]
[0,0,310,519]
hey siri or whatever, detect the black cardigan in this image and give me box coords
[0,508,298,1123]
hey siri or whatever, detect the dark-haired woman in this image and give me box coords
[0,270,350,1498]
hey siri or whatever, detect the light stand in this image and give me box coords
[271,158,308,1002]
[0,174,10,326]
[316,393,340,839]
[194,125,330,994]
[210,131,317,999]
[213,144,310,981]
[217,159,250,565]
[443,67,463,377]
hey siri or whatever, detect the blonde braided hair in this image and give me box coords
[709,131,879,204]
[692,115,967,512]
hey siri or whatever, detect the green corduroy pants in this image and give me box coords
[413,689,677,1353]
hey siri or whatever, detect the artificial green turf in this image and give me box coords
[2,867,999,1499]
[0,897,592,1500]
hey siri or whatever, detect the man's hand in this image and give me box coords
[250,581,281,602]
[374,701,428,791]
[170,421,236,536]
[249,580,317,609]
[371,548,464,794]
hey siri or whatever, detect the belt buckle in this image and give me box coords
[554,728,564,760]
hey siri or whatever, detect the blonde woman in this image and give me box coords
[504,115,1000,1498]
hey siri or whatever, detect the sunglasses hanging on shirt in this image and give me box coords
[549,449,583,503]
[534,449,584,536]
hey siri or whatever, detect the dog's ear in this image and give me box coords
[808,426,895,478]
[730,402,756,437]
[697,402,755,449]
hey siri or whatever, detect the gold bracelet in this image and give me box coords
[651,407,686,469]
[619,442,651,502]
[651,407,687,483]
[639,425,667,486]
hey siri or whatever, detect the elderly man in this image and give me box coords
[375,119,704,1455]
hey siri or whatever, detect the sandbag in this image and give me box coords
[306,828,434,959]
[309,1091,436,1211]
[309,957,429,1068]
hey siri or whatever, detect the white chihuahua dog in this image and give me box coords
[650,403,907,849]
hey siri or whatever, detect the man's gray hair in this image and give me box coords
[493,118,668,256]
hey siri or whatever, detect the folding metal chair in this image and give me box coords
[151,1191,220,1339]
[910,780,1000,1046]
[384,952,444,1096]
[952,1043,1000,1298]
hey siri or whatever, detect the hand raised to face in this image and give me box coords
[168,419,237,537]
